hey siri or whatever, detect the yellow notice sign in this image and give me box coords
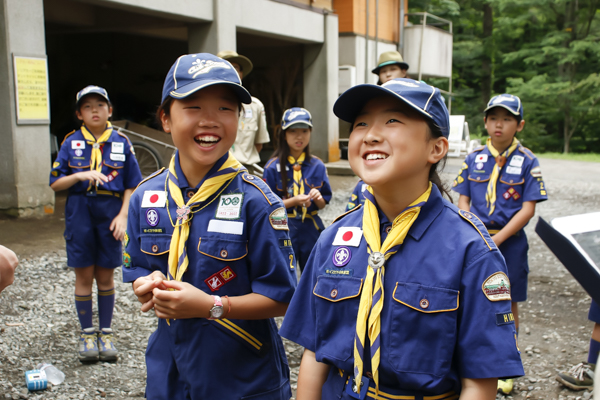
[13,55,50,124]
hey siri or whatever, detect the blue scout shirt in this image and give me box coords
[280,184,524,397]
[346,179,367,212]
[50,128,142,193]
[263,156,333,230]
[123,154,297,399]
[452,144,548,230]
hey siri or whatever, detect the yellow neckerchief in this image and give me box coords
[81,122,114,191]
[287,152,307,221]
[166,153,243,283]
[485,137,519,215]
[353,182,432,395]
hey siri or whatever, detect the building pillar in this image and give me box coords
[0,0,54,217]
[188,0,236,54]
[303,13,340,163]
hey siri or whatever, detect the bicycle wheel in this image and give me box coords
[131,141,163,178]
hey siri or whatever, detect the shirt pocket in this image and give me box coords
[304,177,324,190]
[389,282,459,377]
[197,237,248,262]
[467,173,490,183]
[140,235,171,256]
[499,174,524,186]
[313,276,363,362]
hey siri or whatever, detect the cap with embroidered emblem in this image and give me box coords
[282,107,313,130]
[161,53,251,104]
[76,85,110,105]
[484,94,523,121]
[333,78,450,137]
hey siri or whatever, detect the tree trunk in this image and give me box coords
[481,1,493,106]
[563,112,571,154]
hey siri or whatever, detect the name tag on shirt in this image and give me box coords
[111,142,124,154]
[72,140,85,149]
[244,107,253,118]
[475,154,488,163]
[207,219,244,235]
[110,153,126,162]
[509,155,524,167]
[276,163,289,172]
[141,191,166,208]
[506,166,522,175]
[332,227,363,247]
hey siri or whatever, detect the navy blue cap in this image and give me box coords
[333,78,450,137]
[76,85,109,104]
[161,53,251,104]
[484,94,523,121]
[282,107,313,130]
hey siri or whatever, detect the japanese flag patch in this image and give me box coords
[475,154,488,163]
[141,191,166,208]
[482,272,511,302]
[72,140,85,149]
[332,227,363,247]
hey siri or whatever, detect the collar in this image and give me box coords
[173,152,230,190]
[406,183,444,241]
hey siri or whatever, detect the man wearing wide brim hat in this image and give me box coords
[217,50,269,169]
[372,51,409,85]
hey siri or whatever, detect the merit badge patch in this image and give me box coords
[123,252,131,268]
[146,208,160,227]
[71,140,85,149]
[332,246,352,267]
[110,153,126,162]
[503,187,517,200]
[52,161,60,169]
[204,266,237,292]
[216,194,243,219]
[509,155,524,168]
[482,272,511,302]
[476,162,484,170]
[475,154,488,163]
[111,142,124,154]
[332,227,363,247]
[141,191,166,208]
[506,166,522,175]
[269,207,289,230]
[75,149,83,157]
[107,170,119,182]
[530,166,543,178]
[124,231,129,248]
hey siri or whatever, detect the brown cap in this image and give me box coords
[371,51,409,75]
[217,50,253,78]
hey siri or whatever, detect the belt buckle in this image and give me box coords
[346,376,369,400]
[86,188,97,197]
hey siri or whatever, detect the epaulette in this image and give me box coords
[264,158,277,169]
[115,130,135,152]
[60,130,77,146]
[458,209,496,251]
[469,145,485,154]
[518,146,534,160]
[332,204,362,224]
[133,168,166,194]
[241,173,279,206]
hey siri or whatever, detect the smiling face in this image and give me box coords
[76,94,112,134]
[484,107,525,150]
[379,64,407,84]
[348,95,445,192]
[161,85,239,182]
[285,127,311,159]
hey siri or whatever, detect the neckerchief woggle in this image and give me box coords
[485,137,519,215]
[352,182,432,395]
[287,153,307,221]
[80,122,114,191]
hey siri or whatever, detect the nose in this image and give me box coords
[197,109,219,128]
[363,126,381,144]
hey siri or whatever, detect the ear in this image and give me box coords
[516,119,525,132]
[108,106,113,119]
[160,110,171,133]
[76,110,83,121]
[428,137,448,165]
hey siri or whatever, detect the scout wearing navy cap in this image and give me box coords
[76,85,110,105]
[124,53,296,399]
[484,94,523,122]
[281,107,313,130]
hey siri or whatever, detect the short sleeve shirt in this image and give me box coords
[231,96,270,165]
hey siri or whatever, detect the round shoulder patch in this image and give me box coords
[269,207,289,230]
[482,272,511,302]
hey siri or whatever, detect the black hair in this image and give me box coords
[484,108,522,124]
[271,124,312,198]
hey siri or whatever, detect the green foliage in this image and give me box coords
[409,0,600,153]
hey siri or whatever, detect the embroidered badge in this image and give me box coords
[269,207,289,230]
[204,266,237,292]
[502,187,516,200]
[124,231,129,248]
[505,166,522,175]
[475,154,488,163]
[496,312,515,325]
[325,268,353,277]
[476,162,484,170]
[482,272,511,301]
[332,246,352,267]
[75,149,83,157]
[111,142,124,154]
[216,193,243,219]
[141,191,166,208]
[107,170,119,182]
[71,140,85,149]
[509,155,524,167]
[332,227,363,247]
[530,166,543,178]
[123,252,131,268]
[51,171,58,177]
[188,58,231,78]
[279,239,292,248]
[143,228,165,234]
[52,161,60,168]
[146,209,160,227]
[110,153,126,162]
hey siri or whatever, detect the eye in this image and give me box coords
[219,106,234,111]
[354,121,367,128]
[387,118,401,124]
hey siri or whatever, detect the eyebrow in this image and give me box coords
[355,108,407,118]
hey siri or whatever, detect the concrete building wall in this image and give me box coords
[339,36,397,85]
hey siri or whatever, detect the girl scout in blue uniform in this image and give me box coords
[123,53,297,400]
[280,79,524,399]
[50,85,142,362]
[452,94,547,393]
[264,108,332,272]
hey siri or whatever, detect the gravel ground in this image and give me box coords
[0,156,599,399]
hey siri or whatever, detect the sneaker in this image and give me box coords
[497,378,514,394]
[97,328,118,362]
[78,327,99,363]
[556,362,595,390]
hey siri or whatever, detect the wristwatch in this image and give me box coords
[209,295,224,319]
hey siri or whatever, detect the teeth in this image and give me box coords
[366,153,388,160]
[196,135,219,142]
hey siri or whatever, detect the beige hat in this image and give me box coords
[217,50,253,77]
[371,51,409,75]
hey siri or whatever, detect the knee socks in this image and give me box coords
[98,287,115,330]
[74,293,93,330]
[588,338,600,365]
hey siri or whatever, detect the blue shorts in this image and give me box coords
[589,300,600,323]
[288,216,322,272]
[497,231,529,303]
[64,193,123,269]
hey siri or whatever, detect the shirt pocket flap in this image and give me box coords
[140,236,171,256]
[304,178,324,189]
[499,175,524,185]
[467,173,490,182]
[104,160,125,169]
[392,282,459,313]
[313,276,363,302]
[198,237,248,261]
[68,161,91,169]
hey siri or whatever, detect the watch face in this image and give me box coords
[211,306,224,319]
